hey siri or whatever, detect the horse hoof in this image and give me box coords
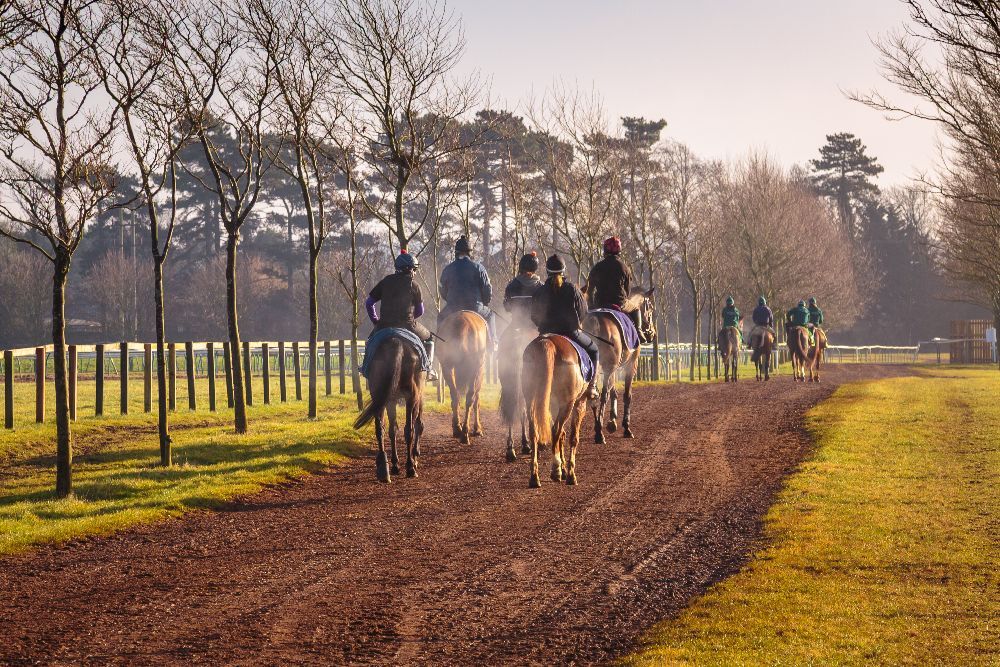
[551,469,563,483]
[623,428,634,439]
[452,427,463,438]
[390,464,400,476]
[459,432,470,445]
[521,444,531,455]
[406,466,417,478]
[529,475,541,489]
[607,420,617,433]
[506,448,517,463]
[566,473,577,486]
[376,453,390,483]
[471,429,484,437]
[595,433,605,445]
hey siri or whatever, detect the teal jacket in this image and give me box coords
[721,305,741,328]
[787,305,810,327]
[808,305,824,326]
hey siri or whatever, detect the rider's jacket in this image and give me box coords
[368,272,423,330]
[721,305,741,328]
[787,305,810,327]
[504,274,542,324]
[587,254,631,308]
[531,277,588,335]
[808,305,824,327]
[440,256,492,314]
[752,304,774,327]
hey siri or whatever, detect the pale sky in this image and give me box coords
[451,0,939,186]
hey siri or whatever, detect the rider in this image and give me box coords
[786,300,811,343]
[721,296,743,344]
[365,249,437,379]
[531,254,599,399]
[750,296,774,360]
[807,297,824,329]
[503,252,542,327]
[439,235,495,344]
[586,236,650,343]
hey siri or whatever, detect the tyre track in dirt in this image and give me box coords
[0,365,903,665]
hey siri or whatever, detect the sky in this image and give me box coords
[449,0,939,186]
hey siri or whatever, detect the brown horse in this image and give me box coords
[521,334,591,488]
[717,326,741,382]
[438,310,489,444]
[354,336,424,482]
[749,327,774,381]
[808,327,828,382]
[582,287,655,444]
[499,321,537,462]
[786,325,811,382]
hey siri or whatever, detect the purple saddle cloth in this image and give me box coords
[547,334,595,384]
[590,308,640,350]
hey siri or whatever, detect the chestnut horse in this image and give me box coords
[717,326,741,382]
[499,321,537,462]
[438,310,489,444]
[354,336,424,482]
[808,327,828,382]
[521,334,591,488]
[786,325,811,382]
[582,287,655,444]
[749,327,774,381]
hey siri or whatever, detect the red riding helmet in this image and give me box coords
[603,236,622,254]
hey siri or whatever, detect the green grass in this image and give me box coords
[0,372,476,556]
[627,366,1000,666]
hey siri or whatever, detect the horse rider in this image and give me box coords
[749,296,774,360]
[439,235,496,344]
[807,297,824,330]
[786,300,812,343]
[721,296,743,345]
[586,236,651,343]
[531,254,599,399]
[365,249,437,379]
[503,251,542,328]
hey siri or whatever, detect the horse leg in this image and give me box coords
[387,402,400,476]
[470,366,485,436]
[593,372,608,444]
[506,423,517,462]
[405,398,418,478]
[460,383,474,445]
[445,366,462,438]
[520,408,531,455]
[529,417,541,489]
[550,410,567,483]
[607,385,619,433]
[565,398,587,485]
[622,365,636,439]
[374,410,390,483]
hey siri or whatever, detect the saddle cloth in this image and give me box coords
[589,308,639,350]
[360,327,430,379]
[544,334,595,384]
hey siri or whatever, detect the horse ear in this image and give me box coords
[644,287,655,298]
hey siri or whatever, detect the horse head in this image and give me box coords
[628,287,656,342]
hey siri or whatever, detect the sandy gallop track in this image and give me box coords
[0,366,899,665]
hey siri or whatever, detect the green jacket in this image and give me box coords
[787,305,810,327]
[721,305,741,328]
[808,305,824,326]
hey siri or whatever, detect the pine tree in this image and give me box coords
[809,132,884,238]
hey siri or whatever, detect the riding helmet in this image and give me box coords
[758,296,767,306]
[603,236,622,255]
[798,300,806,308]
[394,249,418,272]
[455,235,472,256]
[518,251,539,274]
[725,296,735,306]
[545,254,565,274]
[808,296,817,306]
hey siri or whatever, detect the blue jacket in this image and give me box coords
[752,304,774,327]
[440,256,492,314]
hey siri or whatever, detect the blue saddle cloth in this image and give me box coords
[548,334,595,384]
[590,308,639,350]
[360,328,430,379]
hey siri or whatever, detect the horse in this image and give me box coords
[808,327,828,382]
[354,336,424,483]
[521,334,591,487]
[438,310,489,445]
[498,319,537,462]
[749,327,774,381]
[786,325,811,382]
[717,325,741,382]
[581,287,655,444]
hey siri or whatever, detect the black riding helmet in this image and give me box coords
[518,251,539,274]
[455,235,472,256]
[394,250,417,272]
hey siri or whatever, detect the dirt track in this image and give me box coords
[0,366,900,665]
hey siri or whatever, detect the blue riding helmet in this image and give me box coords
[394,251,418,272]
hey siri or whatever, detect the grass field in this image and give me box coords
[627,366,1000,665]
[0,372,484,557]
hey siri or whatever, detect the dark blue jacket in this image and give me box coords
[440,256,492,314]
[752,304,774,327]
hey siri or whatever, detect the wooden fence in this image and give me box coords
[950,320,996,364]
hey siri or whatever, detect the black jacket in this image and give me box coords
[531,278,588,335]
[587,254,631,308]
[504,274,542,321]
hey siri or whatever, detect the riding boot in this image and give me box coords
[586,348,599,400]
[627,309,647,344]
[423,339,439,382]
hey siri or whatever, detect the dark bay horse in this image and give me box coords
[718,326,741,382]
[438,310,489,444]
[354,336,424,482]
[808,327,828,382]
[499,321,537,462]
[749,327,774,381]
[786,325,811,382]
[582,287,655,444]
[521,334,590,487]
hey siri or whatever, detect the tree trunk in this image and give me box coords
[153,256,171,465]
[52,252,72,497]
[394,163,407,250]
[225,232,248,434]
[690,291,699,382]
[308,247,319,419]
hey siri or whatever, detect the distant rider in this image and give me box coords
[721,296,743,344]
[531,254,599,399]
[439,235,495,343]
[750,296,775,360]
[807,297,824,330]
[586,236,650,343]
[503,252,542,328]
[786,300,812,344]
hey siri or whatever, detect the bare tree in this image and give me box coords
[0,0,118,497]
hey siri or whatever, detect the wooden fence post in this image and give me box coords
[4,350,13,429]
[261,342,271,405]
[143,343,152,413]
[120,342,129,415]
[68,345,77,421]
[34,347,44,423]
[223,341,234,408]
[185,341,196,410]
[95,343,105,416]
[206,342,217,411]
[325,340,332,396]
[338,340,346,394]
[168,342,176,412]
[243,341,253,406]
[292,341,302,400]
[278,341,287,402]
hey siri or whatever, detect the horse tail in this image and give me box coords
[523,338,555,443]
[354,341,402,429]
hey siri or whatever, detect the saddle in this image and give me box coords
[360,327,430,379]
[589,308,640,350]
[542,334,595,384]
